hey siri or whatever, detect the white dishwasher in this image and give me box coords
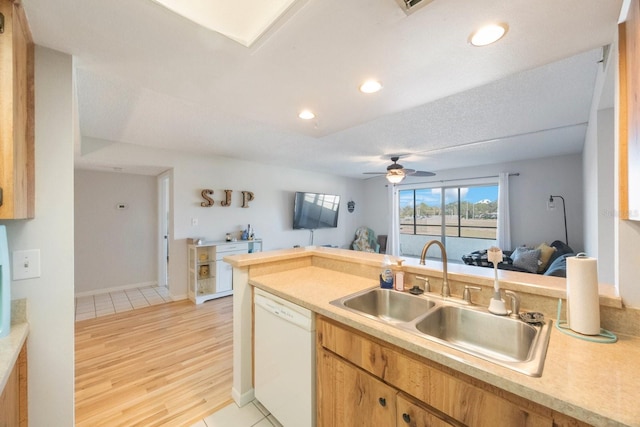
[254,288,316,427]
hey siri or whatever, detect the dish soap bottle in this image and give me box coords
[380,255,393,289]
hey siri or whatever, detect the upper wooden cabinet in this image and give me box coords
[0,0,34,219]
[619,0,640,221]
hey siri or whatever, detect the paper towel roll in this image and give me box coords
[566,254,600,335]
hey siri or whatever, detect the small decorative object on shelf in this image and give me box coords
[198,264,209,279]
[225,233,232,242]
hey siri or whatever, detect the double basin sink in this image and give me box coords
[330,287,551,377]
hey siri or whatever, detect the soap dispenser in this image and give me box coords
[380,255,393,289]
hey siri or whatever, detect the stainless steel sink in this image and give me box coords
[331,287,551,377]
[406,305,551,376]
[333,288,436,323]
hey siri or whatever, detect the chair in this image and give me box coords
[351,227,380,253]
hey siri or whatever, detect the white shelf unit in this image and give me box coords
[188,240,262,304]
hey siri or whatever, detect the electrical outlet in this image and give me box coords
[191,218,198,226]
[12,249,41,280]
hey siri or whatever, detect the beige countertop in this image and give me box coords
[0,322,28,392]
[248,265,640,427]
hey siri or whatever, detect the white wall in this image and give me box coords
[0,47,75,425]
[362,154,585,255]
[77,140,366,298]
[75,170,158,294]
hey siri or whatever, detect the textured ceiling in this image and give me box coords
[22,0,622,178]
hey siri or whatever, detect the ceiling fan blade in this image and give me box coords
[408,170,436,177]
[363,172,386,175]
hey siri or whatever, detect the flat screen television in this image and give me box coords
[293,192,341,229]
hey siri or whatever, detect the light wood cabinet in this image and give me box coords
[317,316,589,427]
[317,348,397,426]
[396,393,457,427]
[0,0,35,220]
[0,343,27,426]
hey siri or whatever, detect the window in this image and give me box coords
[400,185,498,239]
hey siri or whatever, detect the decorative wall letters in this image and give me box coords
[200,189,255,208]
[241,191,254,208]
[201,189,214,207]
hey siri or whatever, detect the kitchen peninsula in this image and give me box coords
[225,247,640,426]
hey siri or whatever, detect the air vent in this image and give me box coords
[394,0,435,15]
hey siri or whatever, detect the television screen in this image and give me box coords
[293,192,341,229]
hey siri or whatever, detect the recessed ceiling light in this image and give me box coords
[469,23,508,47]
[359,80,383,94]
[298,110,315,120]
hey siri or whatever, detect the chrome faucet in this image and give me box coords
[505,290,520,319]
[419,240,450,298]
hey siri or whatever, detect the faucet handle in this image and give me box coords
[415,276,431,293]
[463,285,481,304]
[505,290,520,318]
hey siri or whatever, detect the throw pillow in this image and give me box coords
[511,246,541,273]
[536,243,557,273]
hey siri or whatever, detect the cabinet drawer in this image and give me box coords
[317,316,553,427]
[216,243,248,254]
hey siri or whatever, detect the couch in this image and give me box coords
[462,240,574,277]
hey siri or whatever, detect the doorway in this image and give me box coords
[158,171,171,288]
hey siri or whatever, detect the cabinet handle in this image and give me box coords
[378,397,386,407]
[402,413,411,423]
[0,187,3,207]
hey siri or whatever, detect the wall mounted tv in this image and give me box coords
[293,192,341,229]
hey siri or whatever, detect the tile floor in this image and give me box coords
[190,400,282,427]
[75,286,173,321]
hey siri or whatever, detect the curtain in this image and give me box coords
[496,172,511,251]
[387,184,400,256]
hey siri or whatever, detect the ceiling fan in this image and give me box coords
[364,156,435,183]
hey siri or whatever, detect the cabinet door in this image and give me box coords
[216,259,233,293]
[397,393,457,427]
[317,349,396,427]
[0,356,19,426]
[0,0,34,219]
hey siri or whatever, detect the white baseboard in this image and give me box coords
[171,293,188,301]
[232,387,255,407]
[74,281,159,298]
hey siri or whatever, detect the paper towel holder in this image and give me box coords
[547,195,568,246]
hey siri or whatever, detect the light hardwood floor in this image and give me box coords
[75,297,233,426]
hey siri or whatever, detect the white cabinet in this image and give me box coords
[188,240,262,304]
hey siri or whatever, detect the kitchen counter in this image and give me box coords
[227,248,640,427]
[0,322,28,392]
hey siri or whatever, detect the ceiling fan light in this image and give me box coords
[386,169,406,184]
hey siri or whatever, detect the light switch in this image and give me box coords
[12,249,41,280]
